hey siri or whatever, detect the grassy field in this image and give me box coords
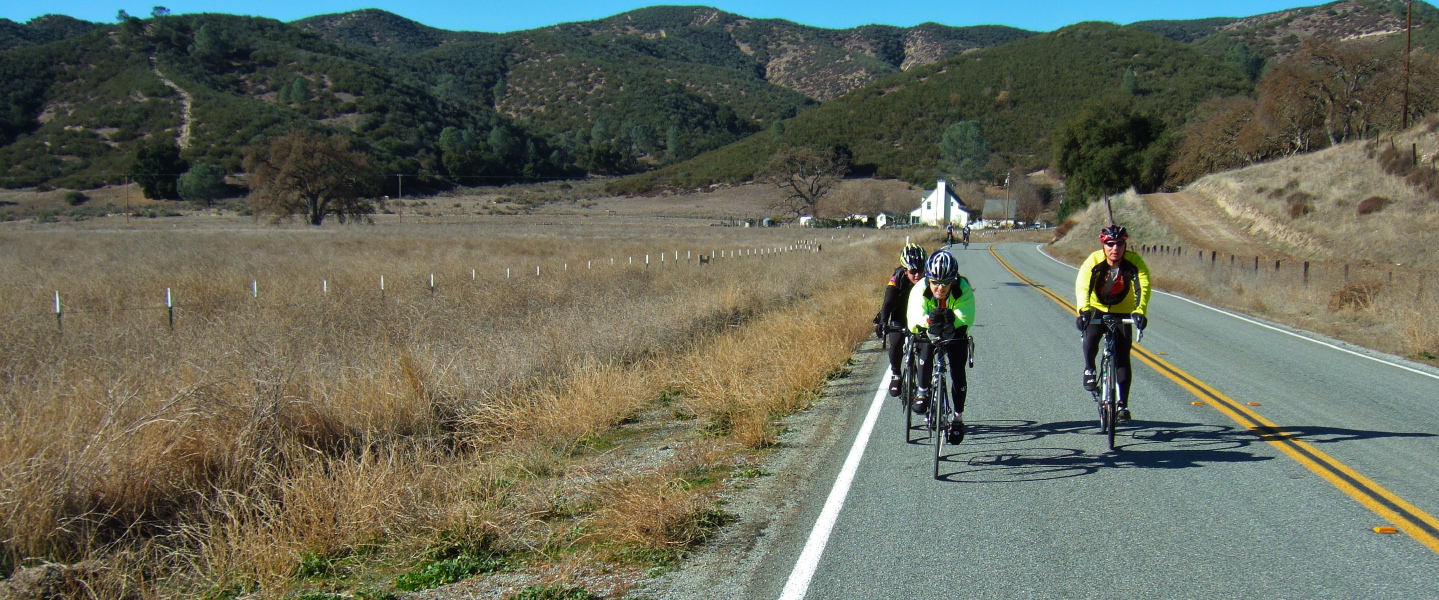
[0,216,896,599]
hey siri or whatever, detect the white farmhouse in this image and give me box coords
[909,178,972,227]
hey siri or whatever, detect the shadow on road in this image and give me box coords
[922,417,1435,483]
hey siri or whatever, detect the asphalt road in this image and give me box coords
[776,242,1439,599]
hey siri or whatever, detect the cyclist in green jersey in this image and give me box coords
[907,250,976,444]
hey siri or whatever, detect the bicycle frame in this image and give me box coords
[1086,314,1141,450]
[927,333,972,478]
[891,327,920,441]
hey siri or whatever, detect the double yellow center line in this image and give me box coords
[988,244,1439,554]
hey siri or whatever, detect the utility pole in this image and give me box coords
[124,174,130,225]
[1403,0,1413,129]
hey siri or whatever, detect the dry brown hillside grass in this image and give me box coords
[1186,121,1439,268]
[1051,190,1439,364]
[0,222,889,598]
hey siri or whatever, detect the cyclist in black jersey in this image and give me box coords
[875,243,928,396]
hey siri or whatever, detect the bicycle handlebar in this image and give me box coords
[1083,314,1144,343]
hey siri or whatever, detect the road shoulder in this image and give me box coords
[633,340,887,600]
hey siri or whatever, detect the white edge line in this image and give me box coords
[777,366,890,600]
[1029,243,1439,382]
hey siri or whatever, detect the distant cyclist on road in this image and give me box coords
[945,223,956,246]
[875,243,928,397]
[1075,224,1151,423]
[908,250,975,444]
[961,225,971,248]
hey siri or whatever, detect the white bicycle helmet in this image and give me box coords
[925,250,959,284]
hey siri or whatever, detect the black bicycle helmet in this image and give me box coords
[899,243,927,270]
[1099,225,1129,244]
[925,250,959,284]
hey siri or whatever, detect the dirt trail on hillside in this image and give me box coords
[150,56,193,149]
[1141,192,1278,258]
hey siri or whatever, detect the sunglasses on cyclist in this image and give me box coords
[929,279,956,286]
[907,268,924,275]
[1103,241,1125,247]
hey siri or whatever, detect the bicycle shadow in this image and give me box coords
[1246,424,1437,444]
[931,417,1436,483]
[932,419,1270,483]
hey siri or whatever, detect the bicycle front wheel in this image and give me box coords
[932,357,948,479]
[1101,358,1118,450]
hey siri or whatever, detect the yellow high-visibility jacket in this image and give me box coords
[1075,249,1151,314]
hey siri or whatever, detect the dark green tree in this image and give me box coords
[488,125,517,157]
[1224,42,1266,83]
[177,162,229,206]
[1053,98,1172,219]
[189,23,231,65]
[1121,67,1138,95]
[938,121,990,182]
[287,78,311,104]
[131,142,188,200]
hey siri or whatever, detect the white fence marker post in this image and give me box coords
[166,287,174,331]
[323,279,328,294]
[536,265,541,276]
[472,269,476,281]
[55,291,62,335]
[380,275,385,299]
[507,268,511,279]
[252,280,258,298]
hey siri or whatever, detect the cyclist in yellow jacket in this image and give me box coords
[907,250,975,444]
[1074,224,1151,423]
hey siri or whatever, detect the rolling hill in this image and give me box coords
[612,21,1252,192]
[2,1,1436,199]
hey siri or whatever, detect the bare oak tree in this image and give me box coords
[760,145,851,218]
[1008,168,1048,224]
[244,131,382,226]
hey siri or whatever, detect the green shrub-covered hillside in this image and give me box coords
[617,22,1251,192]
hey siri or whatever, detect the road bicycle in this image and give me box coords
[926,333,974,479]
[885,326,921,442]
[1087,313,1141,451]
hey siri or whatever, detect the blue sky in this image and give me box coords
[10,0,1325,33]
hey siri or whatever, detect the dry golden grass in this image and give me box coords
[0,222,891,598]
[1050,192,1439,363]
[1187,130,1439,267]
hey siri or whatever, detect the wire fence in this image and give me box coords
[3,239,827,334]
[1136,243,1434,310]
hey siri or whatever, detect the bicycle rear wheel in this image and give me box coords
[1101,358,1118,450]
